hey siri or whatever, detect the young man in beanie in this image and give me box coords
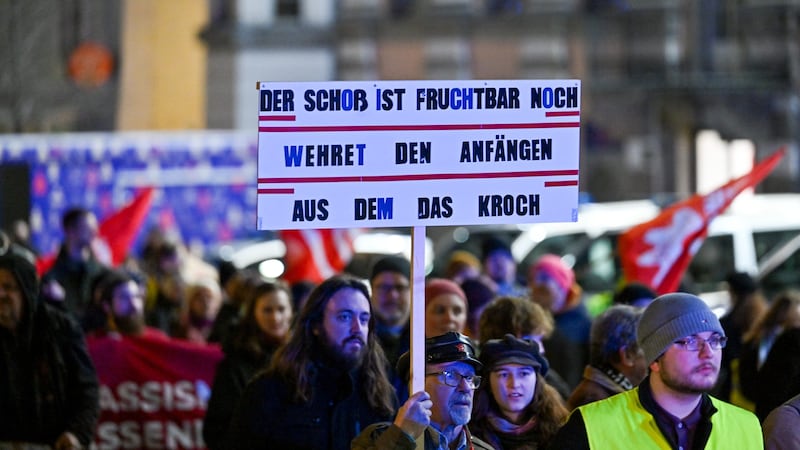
[352,331,493,450]
[551,293,763,449]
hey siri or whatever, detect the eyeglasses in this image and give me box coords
[673,335,728,351]
[426,370,482,389]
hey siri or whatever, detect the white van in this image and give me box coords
[431,200,663,309]
[690,193,800,312]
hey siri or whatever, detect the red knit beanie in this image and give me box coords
[530,254,575,293]
[425,278,467,306]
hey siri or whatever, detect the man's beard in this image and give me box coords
[318,332,367,370]
[449,393,473,426]
[114,314,145,336]
[659,362,719,394]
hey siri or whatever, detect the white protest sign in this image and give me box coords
[256,79,581,230]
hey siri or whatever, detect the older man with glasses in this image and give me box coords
[353,331,493,450]
[551,293,763,450]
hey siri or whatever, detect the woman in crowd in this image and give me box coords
[527,254,591,390]
[173,279,223,343]
[424,278,468,337]
[471,334,568,449]
[738,289,800,406]
[202,279,293,450]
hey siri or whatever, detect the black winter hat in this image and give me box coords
[370,255,411,282]
[479,334,549,376]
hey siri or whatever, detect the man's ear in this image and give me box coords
[567,283,583,305]
[618,347,634,367]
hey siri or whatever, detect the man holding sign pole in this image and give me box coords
[352,332,493,450]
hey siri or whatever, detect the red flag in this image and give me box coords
[87,331,223,449]
[98,187,155,266]
[36,187,155,274]
[619,147,786,294]
[280,228,358,283]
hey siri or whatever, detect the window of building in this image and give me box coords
[277,0,299,18]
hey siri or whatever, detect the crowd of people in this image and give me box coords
[1,209,799,449]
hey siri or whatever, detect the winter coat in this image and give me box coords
[763,393,800,450]
[567,365,628,410]
[203,336,278,450]
[352,423,494,450]
[755,328,800,421]
[42,246,107,323]
[0,249,100,446]
[227,360,393,450]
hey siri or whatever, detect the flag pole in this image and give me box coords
[410,225,426,449]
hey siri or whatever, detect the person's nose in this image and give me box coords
[698,339,714,358]
[446,309,458,323]
[457,375,472,392]
[351,317,366,334]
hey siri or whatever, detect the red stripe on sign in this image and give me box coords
[258,170,579,184]
[544,180,579,187]
[258,188,295,194]
[259,115,297,121]
[545,111,580,117]
[258,122,579,133]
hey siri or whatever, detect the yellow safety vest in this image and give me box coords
[578,388,763,450]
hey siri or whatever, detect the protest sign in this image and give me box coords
[257,80,581,229]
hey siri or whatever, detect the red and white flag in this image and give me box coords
[619,147,786,294]
[280,228,360,283]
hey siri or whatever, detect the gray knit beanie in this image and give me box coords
[637,292,724,363]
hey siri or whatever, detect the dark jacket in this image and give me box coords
[755,328,800,421]
[202,336,278,450]
[546,305,592,389]
[227,360,394,450]
[376,321,411,402]
[0,249,100,446]
[42,246,107,323]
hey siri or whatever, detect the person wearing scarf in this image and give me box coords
[566,304,648,410]
[470,334,568,450]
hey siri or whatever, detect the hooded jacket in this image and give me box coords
[0,246,100,446]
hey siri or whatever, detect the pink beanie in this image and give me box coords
[531,254,575,292]
[425,278,467,306]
